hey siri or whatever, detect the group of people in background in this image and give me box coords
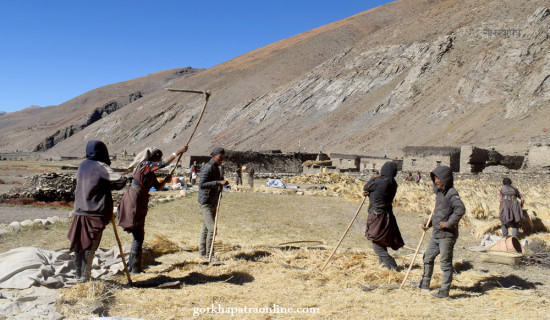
[364,163,526,298]
[67,140,525,299]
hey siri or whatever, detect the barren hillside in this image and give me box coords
[0,0,548,157]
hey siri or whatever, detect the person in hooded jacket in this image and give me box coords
[198,147,229,261]
[363,162,404,270]
[67,140,127,282]
[118,145,188,273]
[499,177,524,238]
[412,165,466,298]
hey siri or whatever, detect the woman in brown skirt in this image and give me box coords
[118,145,187,273]
[499,177,525,238]
[363,161,404,270]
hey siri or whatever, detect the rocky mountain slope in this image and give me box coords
[0,67,204,152]
[1,0,548,157]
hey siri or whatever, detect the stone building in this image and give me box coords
[460,146,524,173]
[402,146,461,172]
[524,135,550,171]
[360,156,403,172]
[330,153,360,171]
[181,150,318,175]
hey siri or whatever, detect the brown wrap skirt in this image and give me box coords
[117,186,150,232]
[365,210,405,251]
[67,215,107,253]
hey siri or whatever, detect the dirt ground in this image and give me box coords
[0,205,70,224]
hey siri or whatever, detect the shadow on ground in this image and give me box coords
[233,250,271,261]
[456,274,540,293]
[131,271,254,289]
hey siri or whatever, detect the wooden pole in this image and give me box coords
[399,209,436,289]
[208,189,223,263]
[166,89,211,177]
[320,197,367,272]
[111,216,132,285]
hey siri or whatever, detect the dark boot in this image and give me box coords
[129,250,143,274]
[414,263,434,290]
[81,249,92,282]
[73,252,83,280]
[411,280,430,291]
[431,290,449,298]
[127,252,135,273]
[382,256,398,271]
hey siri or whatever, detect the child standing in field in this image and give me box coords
[412,165,465,298]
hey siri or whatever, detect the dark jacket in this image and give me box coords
[198,158,223,206]
[363,162,404,250]
[74,140,127,219]
[429,166,466,239]
[363,162,398,214]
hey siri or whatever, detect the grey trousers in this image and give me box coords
[501,222,519,237]
[199,204,217,256]
[422,236,456,293]
[372,242,398,270]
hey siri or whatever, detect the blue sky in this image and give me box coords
[0,1,393,113]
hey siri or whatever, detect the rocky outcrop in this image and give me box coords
[34,97,130,151]
[0,173,76,203]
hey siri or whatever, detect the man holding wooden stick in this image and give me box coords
[411,165,465,298]
[198,147,229,261]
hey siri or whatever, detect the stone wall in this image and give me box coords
[223,150,318,174]
[0,173,76,203]
[525,135,550,171]
[460,146,525,173]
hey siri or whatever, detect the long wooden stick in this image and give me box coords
[166,89,211,177]
[111,216,132,285]
[320,197,367,272]
[208,189,223,263]
[399,209,436,289]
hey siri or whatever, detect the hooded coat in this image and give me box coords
[68,140,127,253]
[429,166,466,239]
[363,162,405,250]
[198,158,224,206]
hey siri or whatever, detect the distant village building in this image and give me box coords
[360,156,403,172]
[402,146,461,172]
[330,153,360,172]
[222,150,319,174]
[460,146,524,173]
[0,152,36,161]
[524,135,550,171]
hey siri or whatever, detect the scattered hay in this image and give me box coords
[303,160,333,167]
[57,281,115,318]
[148,234,181,255]
[473,220,501,239]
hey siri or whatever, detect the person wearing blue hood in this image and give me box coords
[363,161,404,271]
[67,140,127,282]
[412,165,466,298]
